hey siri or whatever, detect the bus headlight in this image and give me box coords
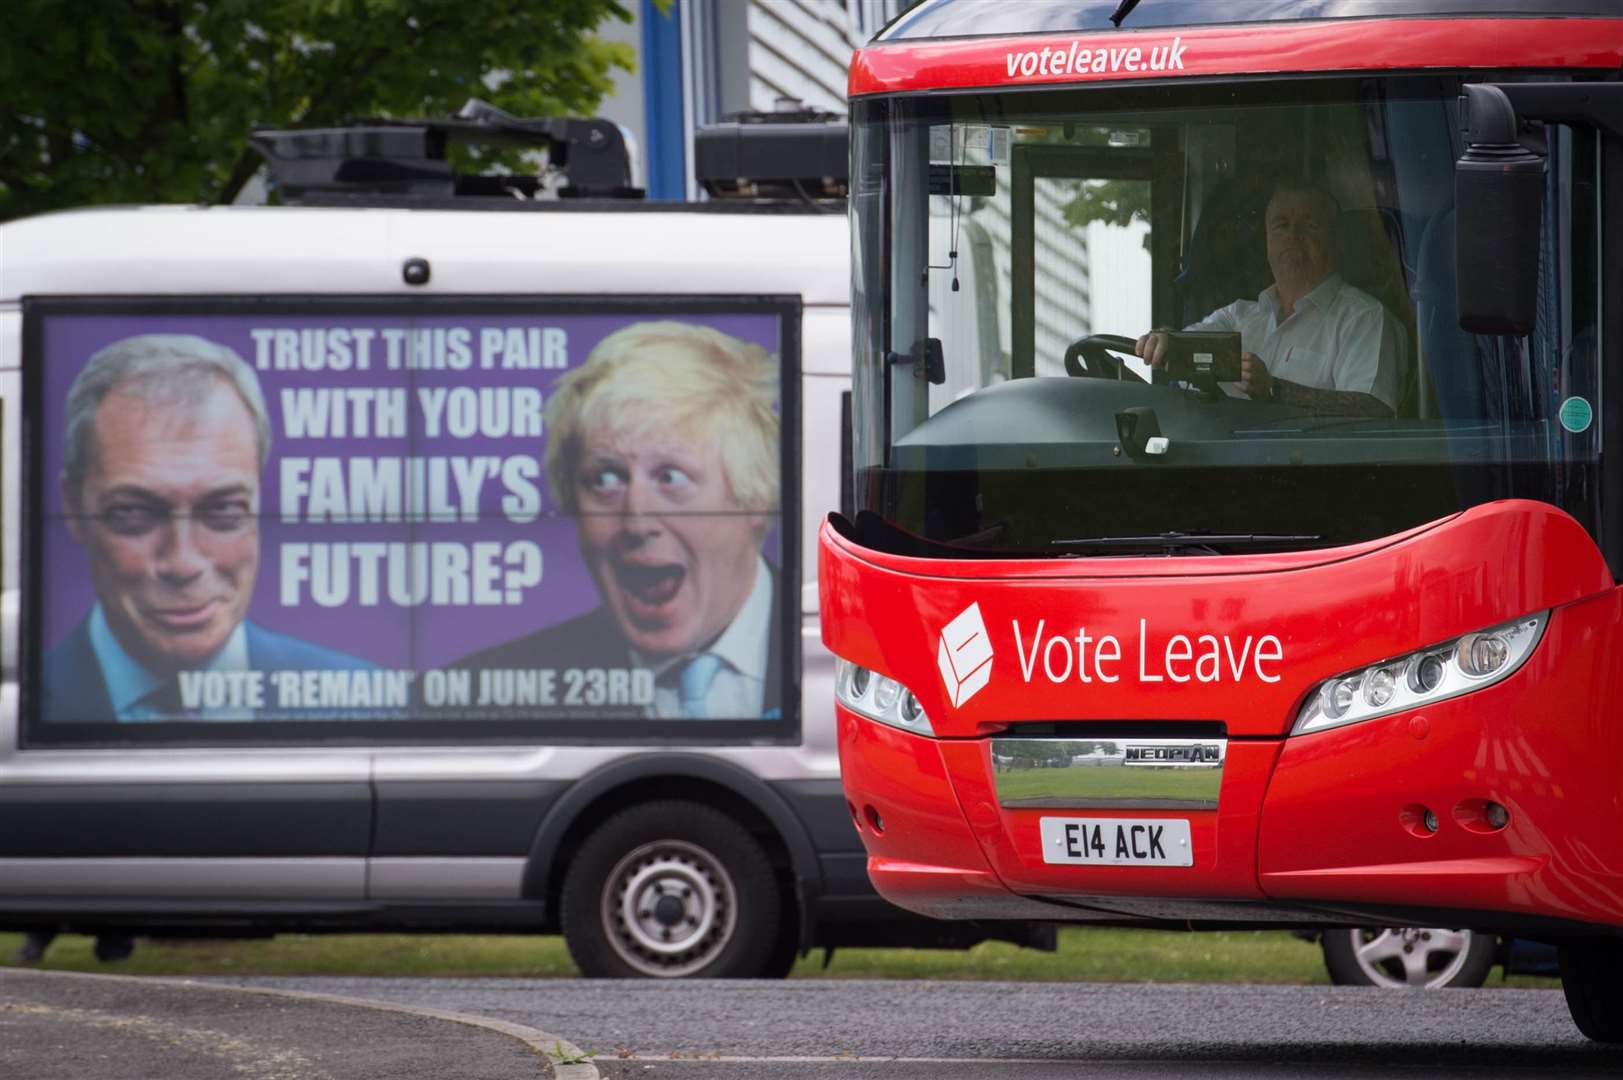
[835,658,935,736]
[1361,666,1398,709]
[1294,612,1547,736]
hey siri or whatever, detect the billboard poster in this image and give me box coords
[24,298,799,744]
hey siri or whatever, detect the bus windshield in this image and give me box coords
[849,76,1602,557]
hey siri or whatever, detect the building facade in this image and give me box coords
[600,1,907,199]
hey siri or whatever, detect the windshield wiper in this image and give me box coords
[1109,0,1143,27]
[1053,531,1326,554]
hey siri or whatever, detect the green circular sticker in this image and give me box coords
[1559,396,1594,434]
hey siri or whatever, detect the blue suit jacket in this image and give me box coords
[40,618,376,723]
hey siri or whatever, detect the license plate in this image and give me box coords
[1039,817,1193,867]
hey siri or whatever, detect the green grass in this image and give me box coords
[0,932,579,978]
[0,928,1559,986]
[994,764,1219,805]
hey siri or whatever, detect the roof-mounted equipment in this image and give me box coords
[248,98,640,204]
[693,100,848,201]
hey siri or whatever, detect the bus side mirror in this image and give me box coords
[1455,84,1545,336]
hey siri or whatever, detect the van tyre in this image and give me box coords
[756,892,804,979]
[1560,939,1623,1042]
[561,800,786,978]
[1321,928,1496,988]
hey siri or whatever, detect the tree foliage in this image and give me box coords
[1062,179,1153,251]
[0,0,639,220]
[1062,179,1150,231]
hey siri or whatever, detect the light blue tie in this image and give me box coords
[679,654,724,718]
[129,675,187,722]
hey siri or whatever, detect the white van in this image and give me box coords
[0,106,1043,976]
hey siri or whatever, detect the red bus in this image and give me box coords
[822,0,1623,1037]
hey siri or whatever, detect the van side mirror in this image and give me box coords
[1455,84,1544,336]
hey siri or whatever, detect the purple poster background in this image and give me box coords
[37,309,783,674]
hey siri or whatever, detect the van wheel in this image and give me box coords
[561,800,785,978]
[756,897,804,978]
[1560,939,1623,1042]
[1321,928,1495,988]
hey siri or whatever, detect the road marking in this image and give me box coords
[604,1052,1267,1064]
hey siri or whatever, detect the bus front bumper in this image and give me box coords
[838,589,1623,931]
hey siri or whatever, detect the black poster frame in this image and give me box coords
[20,293,803,748]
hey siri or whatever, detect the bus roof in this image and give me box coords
[854,2,1623,97]
[878,0,1623,41]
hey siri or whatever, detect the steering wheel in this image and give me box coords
[1063,334,1148,382]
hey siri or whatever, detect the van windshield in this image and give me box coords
[848,76,1603,556]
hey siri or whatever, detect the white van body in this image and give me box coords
[0,199,1031,975]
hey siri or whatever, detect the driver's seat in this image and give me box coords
[1173,177,1273,325]
[1337,206,1419,415]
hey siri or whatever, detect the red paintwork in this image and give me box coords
[822,501,1623,926]
[1259,587,1623,926]
[836,705,1059,920]
[849,17,1623,98]
[821,500,1611,740]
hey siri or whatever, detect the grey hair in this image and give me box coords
[1266,176,1342,221]
[62,334,272,495]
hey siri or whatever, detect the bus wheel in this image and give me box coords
[561,800,784,978]
[1560,939,1623,1042]
[1321,928,1495,988]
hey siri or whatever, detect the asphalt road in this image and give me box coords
[214,977,1623,1079]
[0,968,557,1080]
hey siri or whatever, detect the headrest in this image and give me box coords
[1336,207,1408,299]
[1174,178,1272,323]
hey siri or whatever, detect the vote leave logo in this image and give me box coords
[937,602,994,708]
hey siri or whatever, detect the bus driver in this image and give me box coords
[1136,180,1407,417]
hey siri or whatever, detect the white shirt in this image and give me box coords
[1188,273,1407,411]
[638,556,773,720]
[88,604,252,722]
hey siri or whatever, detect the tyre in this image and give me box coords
[92,934,135,963]
[1321,927,1496,988]
[1560,939,1623,1042]
[560,800,789,978]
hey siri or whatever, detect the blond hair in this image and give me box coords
[544,321,780,515]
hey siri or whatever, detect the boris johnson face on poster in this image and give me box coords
[457,321,784,722]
